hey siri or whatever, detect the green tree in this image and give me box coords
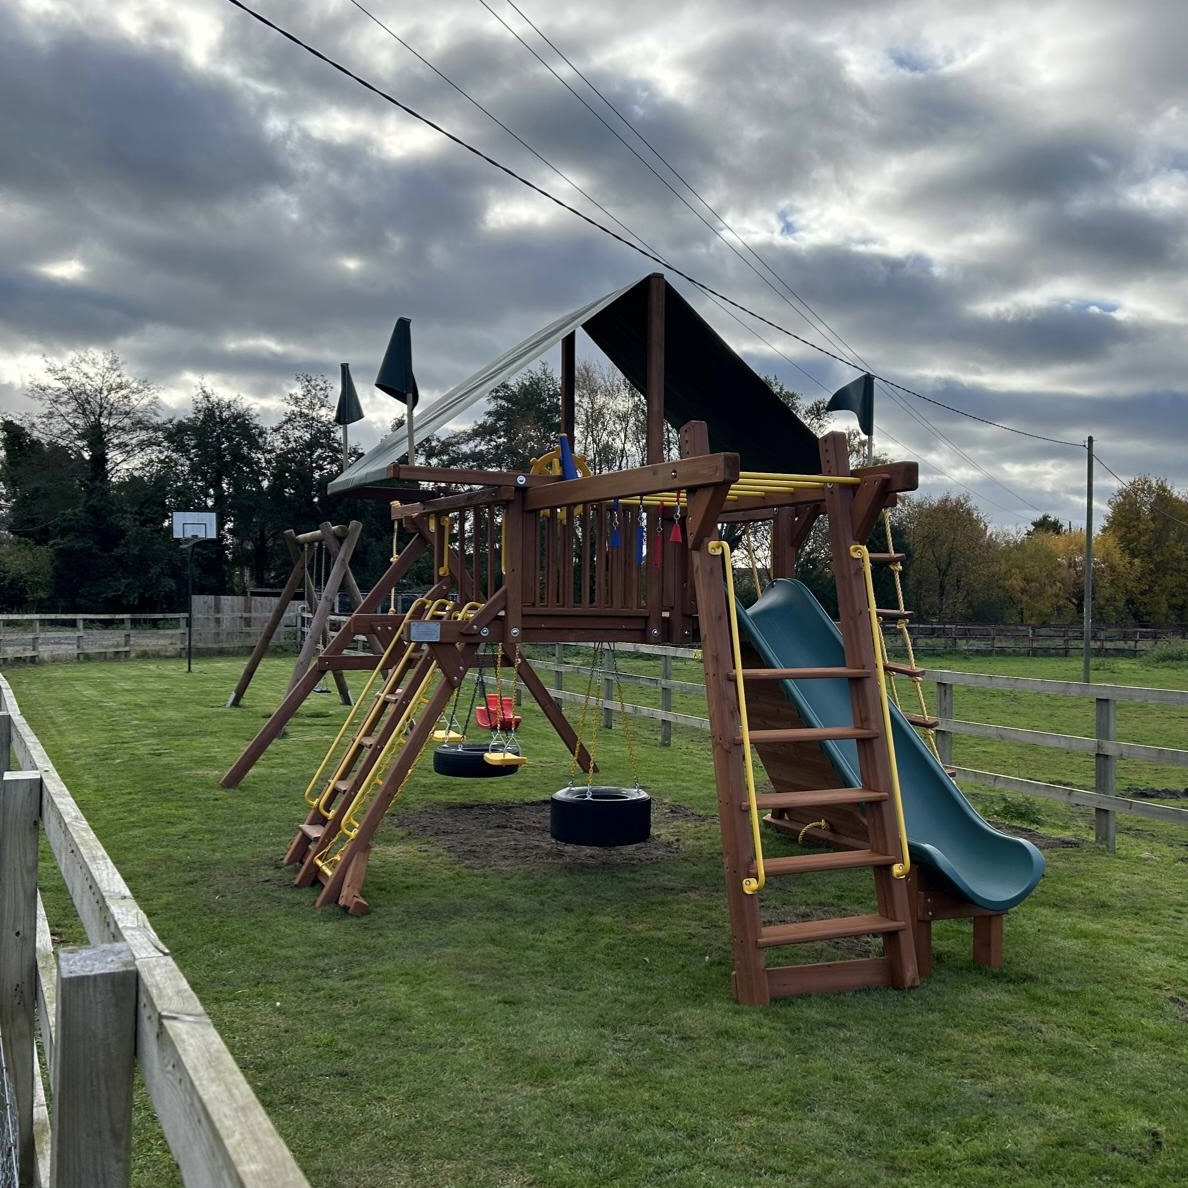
[897,494,997,621]
[1027,513,1065,536]
[163,386,268,594]
[415,364,561,471]
[1102,476,1188,624]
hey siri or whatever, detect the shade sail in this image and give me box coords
[329,274,819,496]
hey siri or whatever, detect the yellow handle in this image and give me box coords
[708,540,765,895]
[849,543,911,879]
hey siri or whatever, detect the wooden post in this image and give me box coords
[0,712,11,773]
[560,332,576,441]
[935,680,953,768]
[0,770,40,1187]
[1095,695,1117,852]
[226,558,307,707]
[51,944,137,1188]
[660,652,672,747]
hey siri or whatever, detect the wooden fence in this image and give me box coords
[907,622,1187,657]
[0,599,300,666]
[0,675,309,1187]
[530,644,1188,851]
[931,670,1188,851]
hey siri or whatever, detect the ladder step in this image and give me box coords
[741,726,879,745]
[883,661,925,678]
[758,913,907,948]
[753,787,888,811]
[299,823,325,841]
[733,666,870,682]
[758,849,898,876]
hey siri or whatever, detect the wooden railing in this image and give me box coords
[930,670,1188,851]
[0,675,308,1187]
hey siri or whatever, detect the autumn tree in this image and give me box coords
[1102,476,1188,624]
[897,493,998,621]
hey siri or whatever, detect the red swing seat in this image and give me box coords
[475,694,521,730]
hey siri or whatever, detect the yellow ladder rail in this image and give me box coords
[707,539,766,895]
[302,596,444,808]
[850,543,911,879]
[878,510,941,759]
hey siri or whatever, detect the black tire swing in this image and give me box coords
[432,646,524,778]
[550,643,651,847]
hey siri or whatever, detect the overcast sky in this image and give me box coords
[3,0,1185,530]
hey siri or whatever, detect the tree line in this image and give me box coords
[2,351,1183,626]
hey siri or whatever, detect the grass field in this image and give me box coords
[5,652,1188,1187]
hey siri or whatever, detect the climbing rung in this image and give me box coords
[903,713,939,729]
[865,552,906,564]
[757,849,898,876]
[758,913,907,948]
[733,666,870,682]
[875,608,913,620]
[883,661,924,678]
[740,726,878,745]
[752,787,888,811]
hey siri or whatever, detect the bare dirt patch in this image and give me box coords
[391,798,711,871]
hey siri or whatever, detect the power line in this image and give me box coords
[226,0,1088,478]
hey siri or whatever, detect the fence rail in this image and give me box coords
[0,599,300,665]
[531,644,1188,851]
[0,676,309,1187]
[906,622,1187,657]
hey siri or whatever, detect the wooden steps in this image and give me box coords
[758,913,906,948]
[752,787,886,810]
[757,849,898,878]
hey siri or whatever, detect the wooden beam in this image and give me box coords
[521,453,739,512]
[646,273,665,464]
[561,332,576,441]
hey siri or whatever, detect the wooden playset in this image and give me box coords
[222,274,1043,1004]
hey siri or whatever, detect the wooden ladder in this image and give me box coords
[689,435,920,1003]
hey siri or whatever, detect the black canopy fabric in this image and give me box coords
[582,276,820,474]
[329,274,819,495]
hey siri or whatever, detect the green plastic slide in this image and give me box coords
[735,580,1044,912]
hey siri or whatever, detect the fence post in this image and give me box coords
[75,617,85,662]
[602,675,614,730]
[31,620,40,665]
[660,652,672,747]
[123,616,132,659]
[1095,696,1117,852]
[0,771,41,1187]
[50,943,137,1188]
[934,680,953,768]
[553,645,564,694]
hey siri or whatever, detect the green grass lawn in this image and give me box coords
[5,654,1188,1187]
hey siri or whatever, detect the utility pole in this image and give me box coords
[1082,435,1094,683]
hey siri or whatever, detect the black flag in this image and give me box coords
[826,372,874,437]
